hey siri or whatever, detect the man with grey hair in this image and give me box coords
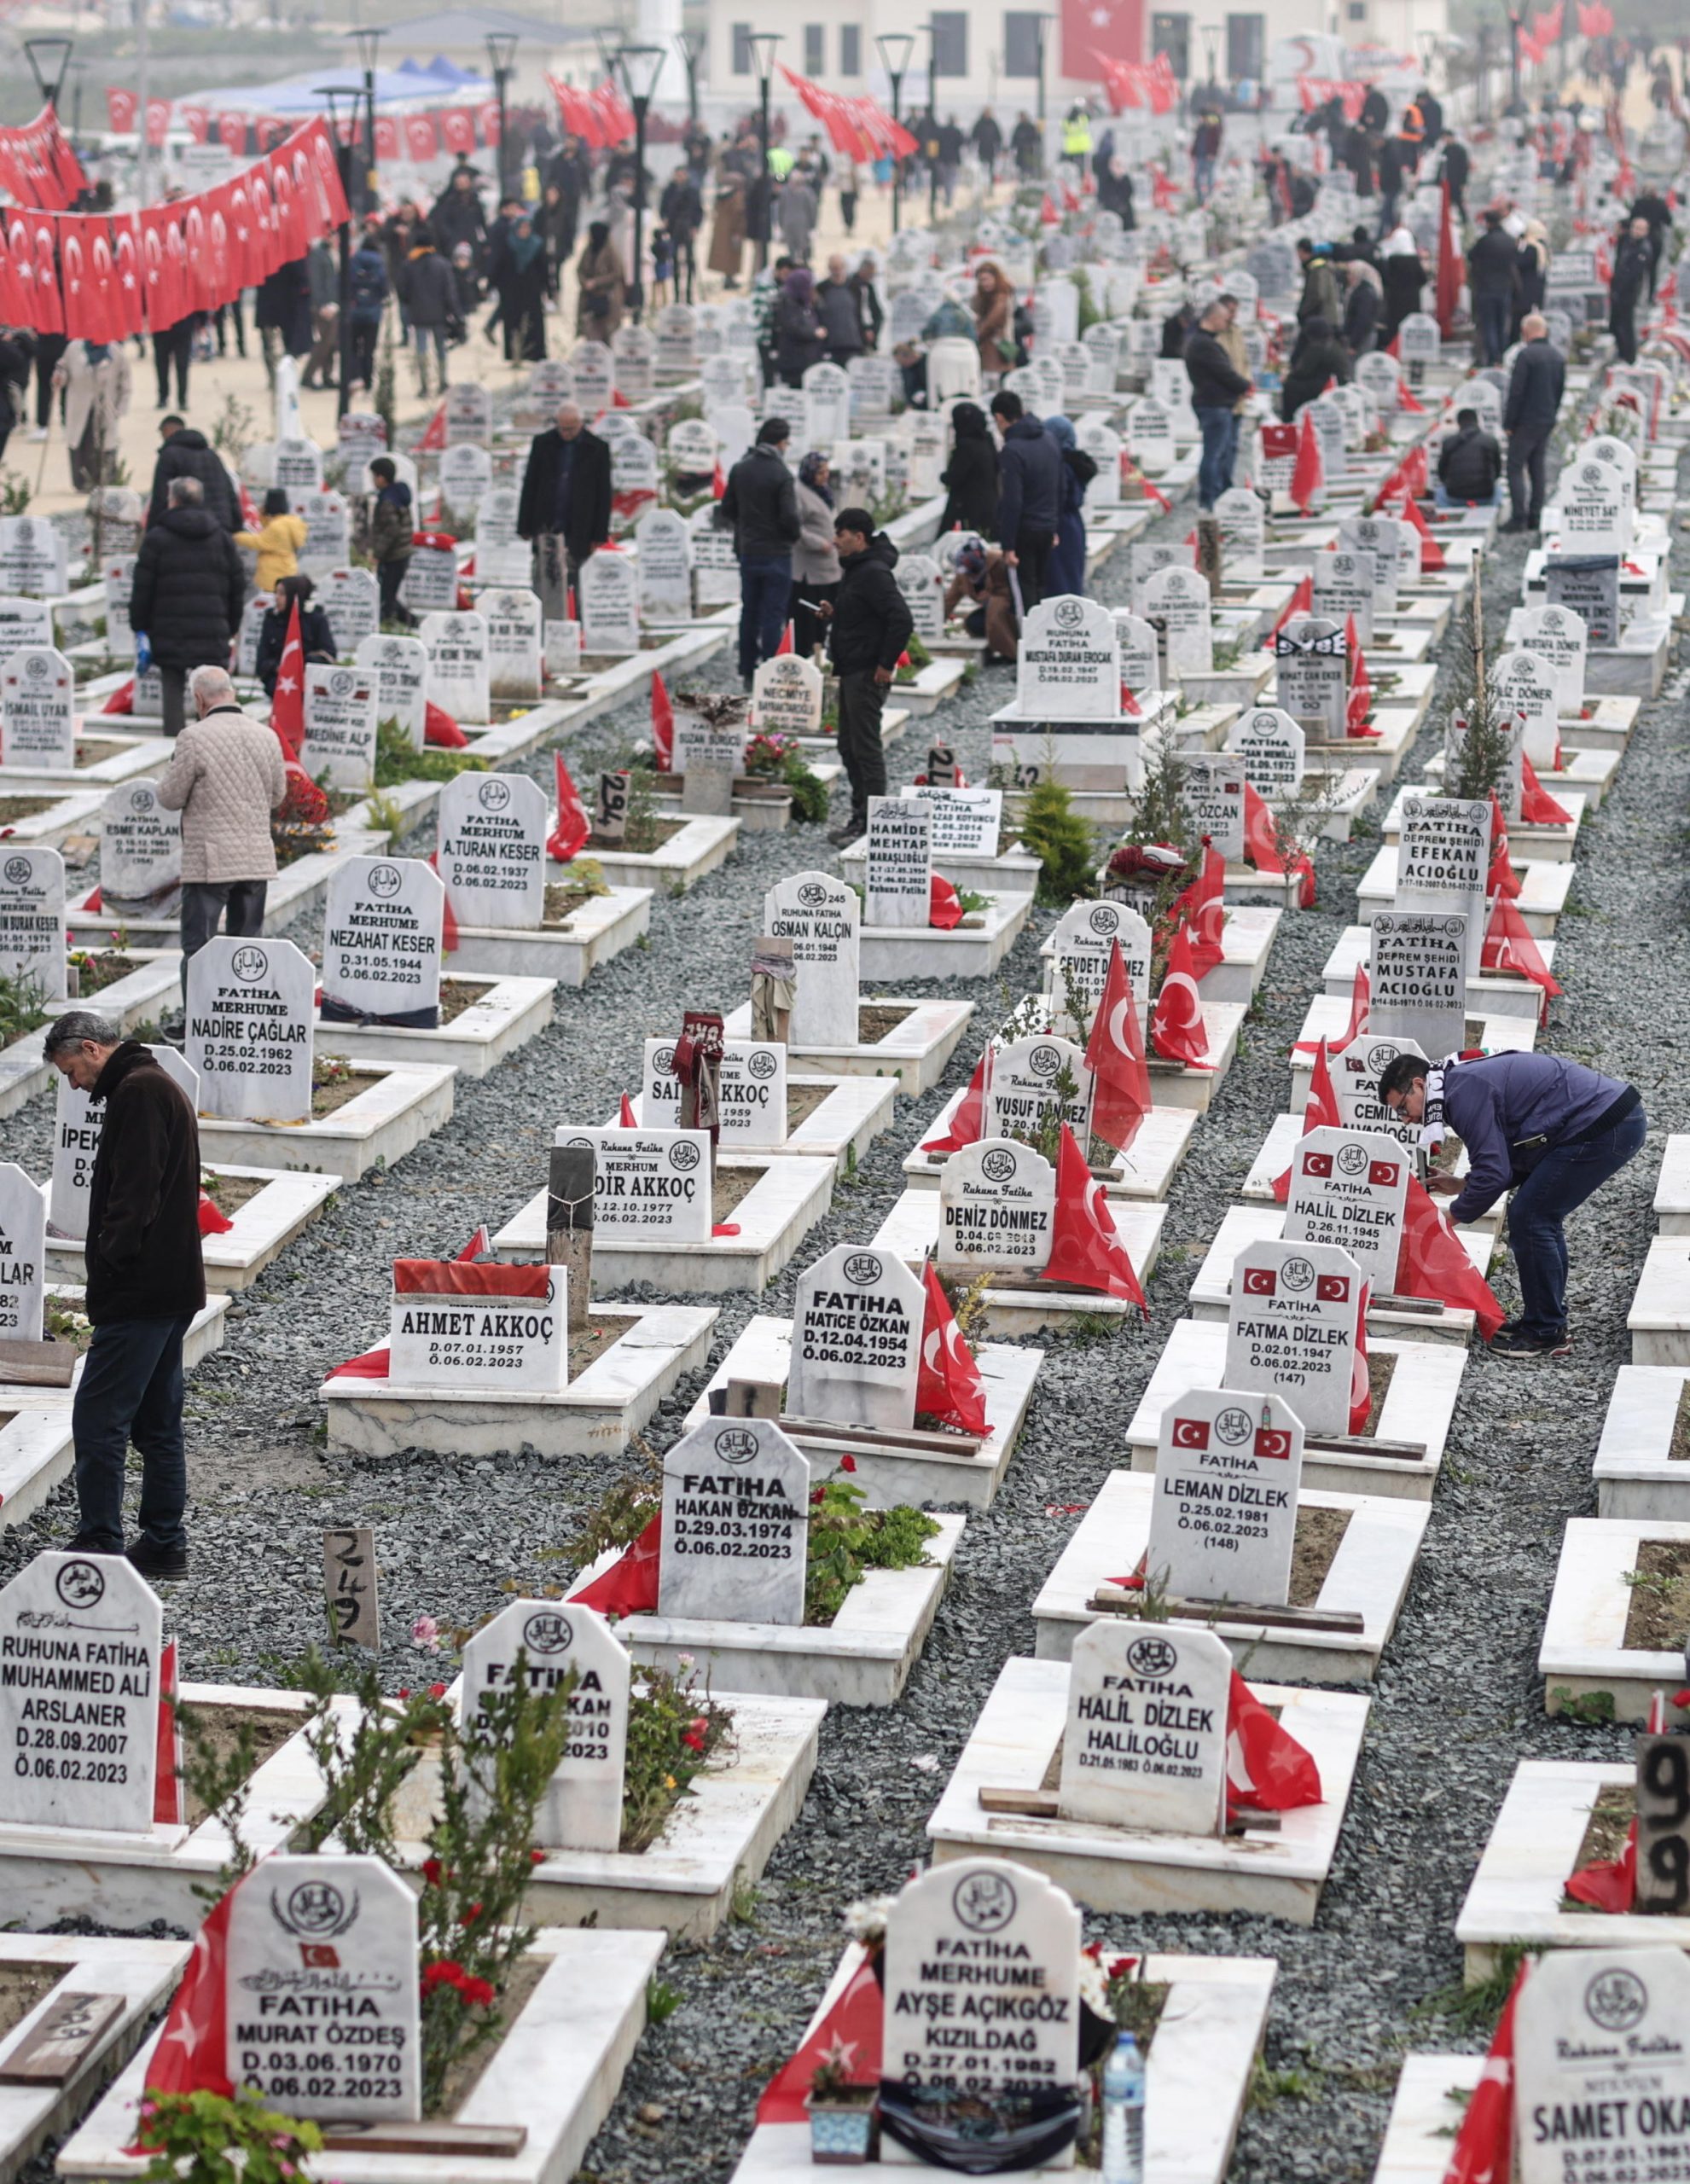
[515,398,613,619]
[129,472,247,737]
[155,664,287,964]
[44,1010,205,1577]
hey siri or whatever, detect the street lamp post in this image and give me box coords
[23,37,74,113]
[674,29,704,125]
[349,26,382,215]
[1031,10,1052,160]
[616,44,665,323]
[876,32,915,232]
[747,32,781,274]
[925,18,938,224]
[485,32,518,199]
[315,85,356,421]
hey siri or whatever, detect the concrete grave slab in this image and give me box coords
[1187,1202,1494,1345]
[1539,1514,1690,1720]
[723,996,973,1100]
[315,975,554,1078]
[195,1062,456,1182]
[871,1189,1166,1338]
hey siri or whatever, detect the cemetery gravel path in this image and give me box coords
[9,438,1688,2182]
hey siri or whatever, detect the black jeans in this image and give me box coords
[1611,303,1639,363]
[1013,526,1053,613]
[153,321,193,408]
[837,669,889,821]
[1507,422,1552,528]
[160,665,188,739]
[378,557,412,624]
[34,332,65,427]
[181,877,267,964]
[1474,293,1509,366]
[349,320,379,388]
[71,1314,194,1553]
[1508,1102,1647,1337]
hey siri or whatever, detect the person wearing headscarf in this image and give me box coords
[774,266,828,387]
[575,221,625,341]
[496,215,549,361]
[944,537,1021,662]
[938,402,1000,537]
[1343,256,1383,357]
[1379,224,1427,347]
[1515,219,1550,339]
[790,450,840,660]
[973,262,1016,378]
[1042,415,1097,597]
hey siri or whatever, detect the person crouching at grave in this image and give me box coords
[1378,1048,1646,1358]
[255,575,337,697]
[236,488,308,594]
[43,1009,206,1579]
[1435,406,1502,513]
[816,505,915,846]
[717,416,802,688]
[155,665,288,967]
[367,458,415,627]
[944,537,1019,663]
[516,401,613,623]
[128,475,247,740]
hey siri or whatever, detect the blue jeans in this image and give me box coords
[737,552,792,682]
[1196,407,1233,510]
[1507,1102,1646,1337]
[1193,156,1216,202]
[1475,293,1509,366]
[71,1315,194,1553]
[412,323,449,387]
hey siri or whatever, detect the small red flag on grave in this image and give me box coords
[1174,840,1227,974]
[1439,1958,1528,2184]
[143,1877,242,2098]
[1488,797,1522,898]
[1083,938,1151,1158]
[1290,406,1323,512]
[1565,1816,1637,1909]
[196,1190,233,1235]
[917,1261,989,1433]
[1226,1671,1322,1812]
[425,701,468,748]
[568,1512,661,1615]
[921,1048,990,1153]
[1272,1037,1341,1201]
[424,853,460,954]
[1149,923,1210,1068]
[268,599,305,760]
[1262,573,1314,648]
[651,671,674,770]
[1397,488,1445,570]
[417,401,447,450]
[1349,1281,1373,1434]
[1519,754,1571,824]
[82,884,102,911]
[1345,614,1379,738]
[239,480,261,529]
[619,1092,638,1126]
[1396,1177,1506,1338]
[711,456,725,500]
[548,753,591,863]
[1483,896,1561,1022]
[1042,1125,1148,1316]
[775,621,794,656]
[99,679,134,713]
[929,874,964,929]
[153,1639,181,1824]
[757,1954,883,2123]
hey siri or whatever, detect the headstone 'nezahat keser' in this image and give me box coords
[762,872,859,1049]
[186,935,314,1124]
[1057,1618,1232,1833]
[1513,1947,1690,2184]
[863,795,932,928]
[1223,1237,1364,1437]
[321,857,444,1029]
[658,1414,810,1625]
[1146,1386,1304,1606]
[459,1598,630,1852]
[1283,1125,1409,1292]
[1368,910,1469,1061]
[785,1242,925,1430]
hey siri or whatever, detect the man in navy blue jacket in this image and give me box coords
[989,390,1061,613]
[1378,1049,1646,1357]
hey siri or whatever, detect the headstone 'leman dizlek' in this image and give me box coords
[1147,1386,1305,1606]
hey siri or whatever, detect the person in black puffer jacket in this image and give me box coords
[718,418,801,683]
[1437,407,1502,506]
[148,418,238,531]
[129,477,246,738]
[255,573,340,695]
[1281,317,1350,421]
[938,402,1000,537]
[818,508,914,845]
[989,390,1061,608]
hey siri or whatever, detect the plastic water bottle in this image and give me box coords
[1101,2030,1145,2184]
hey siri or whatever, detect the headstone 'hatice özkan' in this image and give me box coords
[388,1258,567,1391]
[786,1241,925,1430]
[880,1858,1081,2100]
[659,1414,810,1625]
[226,1854,421,2122]
[321,857,444,1029]
[938,1138,1056,1276]
[0,1550,160,1831]
[0,646,74,770]
[1283,1125,1409,1292]
[0,845,66,995]
[299,664,379,789]
[1394,797,1488,976]
[643,1036,787,1148]
[0,1159,45,1341]
[762,871,858,1049]
[101,781,182,911]
[355,633,428,750]
[1146,1386,1304,1606]
[418,610,491,726]
[187,936,315,1123]
[436,771,547,928]
[460,1599,630,1852]
[1513,1947,1690,2184]
[1057,1618,1232,1833]
[1224,1237,1364,1437]
[864,795,932,928]
[1368,910,1469,1062]
[554,1124,712,1246]
[1015,595,1122,720]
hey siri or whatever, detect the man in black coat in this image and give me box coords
[659,166,704,302]
[1467,207,1520,364]
[989,390,1061,611]
[1609,217,1652,363]
[1629,189,1673,296]
[1184,302,1251,510]
[816,506,914,845]
[516,401,613,622]
[45,1010,206,1577]
[1437,405,1503,506]
[148,417,238,531]
[129,477,246,738]
[430,165,489,264]
[1502,313,1566,532]
[717,416,801,684]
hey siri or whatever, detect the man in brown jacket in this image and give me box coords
[154,665,288,965]
[44,1010,206,1578]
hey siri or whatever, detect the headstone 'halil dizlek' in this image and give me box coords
[659,1414,810,1625]
[864,796,931,928]
[436,771,547,928]
[459,1599,630,1852]
[355,633,427,750]
[0,647,74,770]
[938,1137,1056,1276]
[0,1551,160,1831]
[752,653,823,738]
[1284,1125,1409,1292]
[0,845,66,995]
[482,587,543,702]
[1045,897,1152,1037]
[321,857,444,1028]
[786,1241,924,1429]
[1147,1387,1304,1606]
[1513,1947,1690,2184]
[983,1034,1095,1144]
[418,610,490,726]
[643,1036,787,1148]
[554,1124,711,1246]
[1015,595,1122,719]
[299,665,379,789]
[763,872,858,1049]
[187,936,314,1123]
[1058,1619,1231,1832]
[49,1047,199,1241]
[1395,796,1488,976]
[0,1159,45,1341]
[226,1854,421,2122]
[880,1859,1081,2097]
[101,780,181,910]
[1368,910,1469,1062]
[388,1258,566,1391]
[1224,1236,1364,1437]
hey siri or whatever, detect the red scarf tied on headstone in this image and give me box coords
[1149,923,1211,1068]
[1041,1124,1148,1317]
[1482,897,1561,1025]
[331,1228,497,1379]
[917,1260,989,1432]
[1083,938,1151,1158]
[1397,1178,1505,1337]
[548,752,591,862]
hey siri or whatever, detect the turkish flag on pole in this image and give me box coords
[146,98,171,148]
[1397,1178,1506,1337]
[218,111,247,155]
[417,401,448,451]
[1345,614,1380,738]
[1397,489,1446,571]
[269,601,305,760]
[1436,177,1462,335]
[1042,1125,1149,1316]
[921,1047,991,1153]
[548,753,591,862]
[651,671,674,770]
[1483,894,1562,1022]
[144,1877,244,2097]
[1083,937,1152,1156]
[1272,1037,1342,1201]
[1150,923,1211,1068]
[1175,841,1227,975]
[1290,407,1323,512]
[405,113,438,162]
[1440,1959,1529,2184]
[107,88,137,132]
[917,1261,990,1433]
[1349,1283,1373,1434]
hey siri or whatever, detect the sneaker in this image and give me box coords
[828,817,867,846]
[26,426,46,442]
[1488,1322,1572,1358]
[63,1532,119,1556]
[125,1537,189,1580]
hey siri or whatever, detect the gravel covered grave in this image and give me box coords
[5,418,1681,2182]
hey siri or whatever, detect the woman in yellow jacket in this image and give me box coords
[236,488,308,591]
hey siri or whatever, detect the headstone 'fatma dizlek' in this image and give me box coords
[1147,1387,1304,1606]
[1057,1618,1232,1833]
[658,1414,810,1625]
[1223,1237,1364,1437]
[460,1598,629,1852]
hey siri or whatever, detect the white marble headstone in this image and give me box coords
[1513,1948,1690,2184]
[751,654,823,738]
[1015,595,1122,720]
[864,796,931,929]
[0,1159,44,1343]
[319,566,379,654]
[481,587,543,703]
[1284,1125,1409,1292]
[763,871,858,1049]
[322,857,444,1025]
[460,1598,629,1852]
[1147,1386,1304,1606]
[642,1036,787,1148]
[436,771,547,929]
[299,663,379,789]
[982,1034,1095,1144]
[100,780,181,909]
[1224,1237,1363,1437]
[1058,1617,1232,1833]
[187,936,313,1123]
[418,610,491,725]
[938,1137,1056,1275]
[659,1414,810,1625]
[578,551,640,656]
[388,1258,566,1391]
[554,1124,711,1245]
[0,646,74,770]
[636,508,693,620]
[1227,706,1304,799]
[1395,796,1488,974]
[1143,565,1215,677]
[1368,910,1469,1060]
[1045,898,1151,1037]
[0,845,65,996]
[786,1241,924,1430]
[356,632,428,749]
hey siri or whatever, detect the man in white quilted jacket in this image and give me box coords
[154,665,288,966]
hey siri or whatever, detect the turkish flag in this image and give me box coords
[1397,1177,1505,1337]
[1171,1415,1209,1449]
[0,227,24,325]
[375,116,399,161]
[568,1511,661,1612]
[1317,1272,1350,1302]
[179,103,211,144]
[1042,1124,1148,1316]
[406,113,439,162]
[917,1261,989,1434]
[143,1878,243,2097]
[1173,841,1227,975]
[217,110,247,157]
[55,218,90,337]
[247,167,276,281]
[1255,1426,1293,1459]
[1273,1038,1342,1201]
[1083,937,1152,1157]
[757,1955,884,2123]
[1227,1672,1323,1812]
[88,221,121,343]
[921,1048,990,1154]
[1440,1961,1528,2184]
[206,198,232,312]
[478,101,502,145]
[145,97,171,148]
[1303,1152,1333,1176]
[1290,406,1323,512]
[1149,922,1210,1068]
[1483,895,1562,1023]
[270,155,304,260]
[107,88,138,133]
[196,1188,234,1236]
[183,201,211,313]
[1061,0,1145,79]
[549,753,591,862]
[113,216,146,335]
[26,214,61,334]
[1519,754,1571,825]
[1242,1266,1277,1296]
[416,400,447,450]
[1488,795,1522,898]
[269,601,305,761]
[651,671,674,770]
[1368,1159,1399,1188]
[1349,1283,1372,1433]
[441,107,475,155]
[394,1260,551,1298]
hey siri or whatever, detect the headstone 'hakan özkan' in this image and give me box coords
[459,1598,630,1851]
[1223,1237,1364,1437]
[187,935,315,1123]
[1058,1618,1231,1832]
[659,1414,810,1625]
[1146,1386,1304,1606]
[785,1242,924,1430]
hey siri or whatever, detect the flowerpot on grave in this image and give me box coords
[809,2094,879,2164]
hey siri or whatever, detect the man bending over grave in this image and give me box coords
[1379,1048,1645,1357]
[816,505,914,845]
[43,1010,206,1577]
